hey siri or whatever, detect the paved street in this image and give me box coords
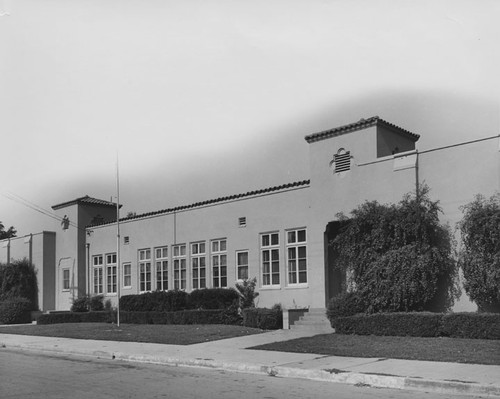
[0,349,470,399]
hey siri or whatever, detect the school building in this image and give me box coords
[2,116,499,313]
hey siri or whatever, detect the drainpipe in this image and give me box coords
[86,243,90,296]
[415,149,419,194]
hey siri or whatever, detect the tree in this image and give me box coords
[0,258,38,310]
[330,185,458,313]
[0,221,16,239]
[458,193,500,312]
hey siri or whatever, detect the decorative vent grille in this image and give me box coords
[123,236,130,245]
[334,150,351,173]
[238,217,247,227]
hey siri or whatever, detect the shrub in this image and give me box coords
[0,297,32,324]
[335,312,442,337]
[119,307,242,325]
[120,290,189,312]
[188,288,239,310]
[330,185,458,313]
[327,292,367,327]
[37,311,113,325]
[0,258,39,310]
[441,313,500,339]
[458,193,500,312]
[242,308,282,330]
[235,278,259,309]
[70,295,104,312]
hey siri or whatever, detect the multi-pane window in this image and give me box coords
[236,251,248,281]
[261,232,280,286]
[173,244,187,290]
[139,249,152,292]
[106,253,117,294]
[287,229,307,285]
[212,239,227,288]
[155,247,168,291]
[62,269,70,291]
[93,255,103,294]
[191,242,206,290]
[123,263,132,288]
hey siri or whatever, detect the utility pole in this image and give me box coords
[116,154,121,327]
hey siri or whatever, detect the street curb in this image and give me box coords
[3,341,500,398]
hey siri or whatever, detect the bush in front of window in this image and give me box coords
[242,308,283,330]
[235,277,259,309]
[188,288,239,310]
[119,290,189,312]
[70,295,104,312]
[0,296,32,324]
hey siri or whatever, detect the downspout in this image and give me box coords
[86,243,90,296]
[415,149,419,194]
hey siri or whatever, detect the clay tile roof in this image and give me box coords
[304,116,420,143]
[88,179,310,228]
[52,195,121,210]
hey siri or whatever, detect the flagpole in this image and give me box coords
[116,153,121,327]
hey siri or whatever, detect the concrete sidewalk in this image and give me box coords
[1,329,499,397]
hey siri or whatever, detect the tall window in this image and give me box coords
[236,251,248,281]
[62,269,70,291]
[123,263,132,288]
[106,253,117,294]
[261,232,280,287]
[139,249,152,292]
[93,255,103,294]
[287,228,307,285]
[155,247,168,291]
[173,244,187,290]
[191,242,206,290]
[212,239,227,288]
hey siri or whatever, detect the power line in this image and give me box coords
[1,191,85,232]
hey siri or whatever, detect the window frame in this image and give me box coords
[286,228,308,286]
[211,238,227,288]
[173,244,187,290]
[62,268,70,291]
[191,241,206,290]
[106,253,117,295]
[93,255,104,294]
[123,262,132,289]
[261,232,280,288]
[155,246,169,291]
[138,248,152,293]
[236,250,249,281]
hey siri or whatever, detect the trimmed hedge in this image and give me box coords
[188,288,239,310]
[0,297,32,324]
[441,313,500,339]
[335,312,500,340]
[335,312,442,337]
[120,308,242,325]
[120,290,189,312]
[71,295,104,312]
[242,308,283,330]
[37,311,113,325]
[327,292,366,328]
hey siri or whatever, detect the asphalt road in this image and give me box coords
[0,349,469,399]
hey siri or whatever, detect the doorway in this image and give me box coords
[324,220,348,307]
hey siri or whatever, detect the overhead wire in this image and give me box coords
[1,191,86,232]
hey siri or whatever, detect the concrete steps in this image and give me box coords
[289,308,333,332]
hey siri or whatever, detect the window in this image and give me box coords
[334,149,351,173]
[139,249,152,292]
[212,239,227,288]
[155,246,168,291]
[287,228,307,285]
[93,255,103,294]
[123,263,132,288]
[62,269,70,291]
[173,244,187,290]
[106,253,117,294]
[261,232,280,287]
[236,251,248,280]
[191,242,206,290]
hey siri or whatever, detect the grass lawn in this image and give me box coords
[250,333,500,366]
[0,323,264,345]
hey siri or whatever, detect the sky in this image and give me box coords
[1,0,499,236]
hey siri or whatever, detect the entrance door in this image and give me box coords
[324,221,348,306]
